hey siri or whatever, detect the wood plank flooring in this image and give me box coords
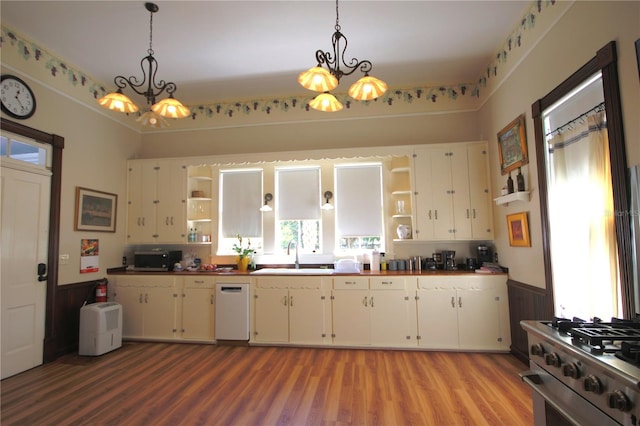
[1,343,533,425]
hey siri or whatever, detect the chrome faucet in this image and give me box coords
[287,240,299,269]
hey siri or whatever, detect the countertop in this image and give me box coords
[106,266,506,277]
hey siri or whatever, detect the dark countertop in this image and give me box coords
[106,266,506,277]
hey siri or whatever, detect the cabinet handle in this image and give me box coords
[141,217,145,226]
[165,217,169,225]
[137,217,141,226]
[370,296,374,308]
[145,293,148,303]
[472,208,477,219]
[466,209,470,219]
[282,296,288,306]
[139,293,143,303]
[428,210,432,220]
[194,280,204,284]
[290,295,293,307]
[210,295,214,304]
[344,281,356,285]
[458,297,462,308]
[434,210,438,220]
[381,281,392,285]
[362,296,368,307]
[170,216,174,226]
[451,296,455,308]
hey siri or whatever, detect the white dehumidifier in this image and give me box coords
[79,302,123,356]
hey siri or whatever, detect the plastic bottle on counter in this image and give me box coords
[380,252,387,270]
[370,250,380,271]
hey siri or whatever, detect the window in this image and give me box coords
[0,132,50,168]
[276,167,321,253]
[218,169,263,253]
[335,164,384,252]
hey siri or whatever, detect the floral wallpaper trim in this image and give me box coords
[0,0,556,122]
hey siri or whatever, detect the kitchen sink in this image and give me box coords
[250,268,334,275]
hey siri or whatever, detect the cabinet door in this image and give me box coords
[416,288,459,348]
[370,290,414,346]
[450,146,472,239]
[413,147,436,240]
[332,290,370,345]
[126,162,158,244]
[143,287,177,339]
[289,288,327,344]
[114,285,144,338]
[456,287,501,350]
[467,143,494,239]
[156,161,187,243]
[430,147,456,240]
[181,288,215,341]
[254,287,289,343]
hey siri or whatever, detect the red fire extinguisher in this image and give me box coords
[95,278,108,303]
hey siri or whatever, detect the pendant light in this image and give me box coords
[299,0,387,112]
[97,2,189,123]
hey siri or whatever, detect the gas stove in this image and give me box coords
[521,318,640,426]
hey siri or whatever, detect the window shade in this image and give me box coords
[336,164,383,237]
[277,168,320,220]
[220,170,262,238]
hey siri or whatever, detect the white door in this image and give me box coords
[1,164,51,379]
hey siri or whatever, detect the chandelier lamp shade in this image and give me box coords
[298,0,387,112]
[97,2,189,122]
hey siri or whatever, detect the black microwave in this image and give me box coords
[134,250,182,271]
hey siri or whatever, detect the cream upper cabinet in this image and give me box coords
[126,159,187,244]
[413,142,492,241]
[416,275,509,351]
[252,277,330,345]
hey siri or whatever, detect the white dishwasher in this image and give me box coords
[215,282,250,340]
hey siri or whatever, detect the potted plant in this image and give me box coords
[232,235,254,271]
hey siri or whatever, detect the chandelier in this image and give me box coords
[97,2,190,123]
[298,0,387,112]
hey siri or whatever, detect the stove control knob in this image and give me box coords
[608,390,631,412]
[530,343,545,357]
[562,362,580,379]
[544,352,562,368]
[583,375,602,394]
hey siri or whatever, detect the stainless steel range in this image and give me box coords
[521,319,640,426]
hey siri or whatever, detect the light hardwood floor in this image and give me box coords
[1,342,533,425]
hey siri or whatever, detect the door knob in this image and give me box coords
[37,263,47,282]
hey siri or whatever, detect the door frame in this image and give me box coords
[1,118,64,362]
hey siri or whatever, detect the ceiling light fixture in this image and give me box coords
[298,0,387,112]
[97,2,190,122]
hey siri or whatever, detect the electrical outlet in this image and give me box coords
[59,254,70,265]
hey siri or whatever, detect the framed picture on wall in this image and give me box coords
[497,114,529,175]
[74,187,117,232]
[506,211,531,247]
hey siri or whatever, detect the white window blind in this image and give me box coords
[336,164,383,237]
[220,169,262,238]
[277,167,320,220]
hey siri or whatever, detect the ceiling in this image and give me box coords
[1,1,531,106]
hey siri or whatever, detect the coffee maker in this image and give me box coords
[477,244,493,265]
[442,250,456,270]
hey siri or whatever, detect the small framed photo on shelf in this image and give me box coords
[497,114,528,175]
[506,211,531,247]
[74,187,117,232]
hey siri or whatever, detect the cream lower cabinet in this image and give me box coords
[332,277,417,347]
[416,275,510,351]
[180,277,215,341]
[252,276,331,345]
[113,276,178,340]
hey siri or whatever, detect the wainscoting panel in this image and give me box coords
[507,279,550,364]
[52,280,99,358]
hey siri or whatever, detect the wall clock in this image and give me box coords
[1,75,36,120]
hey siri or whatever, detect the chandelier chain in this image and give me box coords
[148,6,154,56]
[334,0,340,32]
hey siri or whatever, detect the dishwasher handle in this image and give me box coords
[220,286,243,292]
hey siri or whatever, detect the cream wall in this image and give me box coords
[0,66,141,285]
[478,1,640,289]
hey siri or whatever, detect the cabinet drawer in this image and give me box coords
[115,275,176,288]
[369,277,406,290]
[183,276,215,288]
[333,277,368,290]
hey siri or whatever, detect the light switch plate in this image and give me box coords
[59,254,69,265]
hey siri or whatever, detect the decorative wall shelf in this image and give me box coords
[494,191,530,205]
